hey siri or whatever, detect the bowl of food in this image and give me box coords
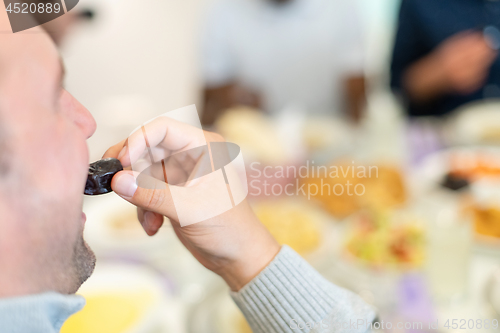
[215,106,289,166]
[415,148,500,247]
[303,164,407,219]
[251,198,336,262]
[415,147,500,192]
[343,210,425,268]
[471,179,500,246]
[61,263,180,333]
[325,210,426,308]
[215,106,303,199]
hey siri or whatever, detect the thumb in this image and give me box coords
[112,170,178,221]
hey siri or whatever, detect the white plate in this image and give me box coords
[188,287,247,333]
[413,147,500,250]
[445,99,500,146]
[485,267,500,319]
[412,146,500,195]
[83,194,174,257]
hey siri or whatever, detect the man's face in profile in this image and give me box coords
[0,7,97,295]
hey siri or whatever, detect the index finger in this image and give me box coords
[120,115,207,168]
[102,139,127,159]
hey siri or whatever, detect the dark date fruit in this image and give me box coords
[84,158,123,195]
[441,173,469,191]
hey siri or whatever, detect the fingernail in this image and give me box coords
[113,173,137,198]
[144,211,154,229]
[117,146,127,160]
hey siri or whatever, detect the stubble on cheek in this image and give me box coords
[38,200,96,294]
[70,235,96,292]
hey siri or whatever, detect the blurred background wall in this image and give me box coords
[61,0,401,161]
[63,0,211,160]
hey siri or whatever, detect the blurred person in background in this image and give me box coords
[0,5,375,333]
[391,0,500,118]
[200,0,367,125]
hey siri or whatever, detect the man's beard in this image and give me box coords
[70,236,96,292]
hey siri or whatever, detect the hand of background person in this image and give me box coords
[202,83,262,126]
[436,31,498,93]
[404,31,498,102]
[103,117,280,291]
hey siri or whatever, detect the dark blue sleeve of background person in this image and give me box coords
[390,0,500,117]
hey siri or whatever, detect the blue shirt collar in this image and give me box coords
[0,292,85,332]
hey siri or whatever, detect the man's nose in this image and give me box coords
[62,90,97,139]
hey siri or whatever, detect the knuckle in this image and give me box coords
[143,187,165,210]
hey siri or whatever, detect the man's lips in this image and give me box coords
[81,212,87,224]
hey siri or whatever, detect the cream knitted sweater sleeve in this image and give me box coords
[231,245,377,333]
